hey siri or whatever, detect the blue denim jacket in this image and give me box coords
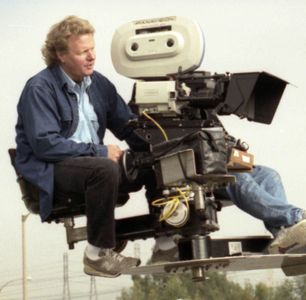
[15,64,141,220]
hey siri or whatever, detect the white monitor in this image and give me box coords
[111,16,205,79]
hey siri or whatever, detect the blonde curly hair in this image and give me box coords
[41,15,95,66]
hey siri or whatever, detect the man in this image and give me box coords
[15,15,155,278]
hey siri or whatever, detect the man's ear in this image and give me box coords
[56,51,66,64]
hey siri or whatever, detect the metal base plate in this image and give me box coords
[123,254,306,277]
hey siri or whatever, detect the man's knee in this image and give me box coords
[91,158,120,183]
[255,165,281,181]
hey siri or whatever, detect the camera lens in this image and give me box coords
[166,38,175,47]
[131,42,139,51]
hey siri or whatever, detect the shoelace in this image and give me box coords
[109,250,125,262]
[99,249,126,262]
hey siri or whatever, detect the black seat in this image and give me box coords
[8,149,87,222]
[8,148,131,223]
[8,149,40,214]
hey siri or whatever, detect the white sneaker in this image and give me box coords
[150,236,179,264]
[84,249,141,278]
[268,219,306,254]
[150,246,179,264]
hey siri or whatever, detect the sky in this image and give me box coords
[1,0,306,298]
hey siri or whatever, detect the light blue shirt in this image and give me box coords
[60,68,100,144]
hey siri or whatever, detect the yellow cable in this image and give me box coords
[152,196,179,221]
[152,187,190,222]
[141,110,191,222]
[177,187,190,212]
[160,199,179,222]
[142,110,169,141]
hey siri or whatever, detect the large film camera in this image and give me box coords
[112,15,286,200]
[110,16,288,279]
[112,16,286,181]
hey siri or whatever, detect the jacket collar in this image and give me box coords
[48,64,94,93]
[49,64,69,90]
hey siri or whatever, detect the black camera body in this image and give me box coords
[122,69,287,189]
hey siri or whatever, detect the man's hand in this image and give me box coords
[107,144,123,163]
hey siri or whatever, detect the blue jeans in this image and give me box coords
[226,165,304,236]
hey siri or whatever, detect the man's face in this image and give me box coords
[57,33,96,82]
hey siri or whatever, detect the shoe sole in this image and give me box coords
[84,265,121,278]
[269,220,306,254]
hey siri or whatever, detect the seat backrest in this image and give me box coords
[8,148,40,214]
[8,148,89,222]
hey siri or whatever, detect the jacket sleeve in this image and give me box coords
[20,84,107,162]
[103,81,149,151]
